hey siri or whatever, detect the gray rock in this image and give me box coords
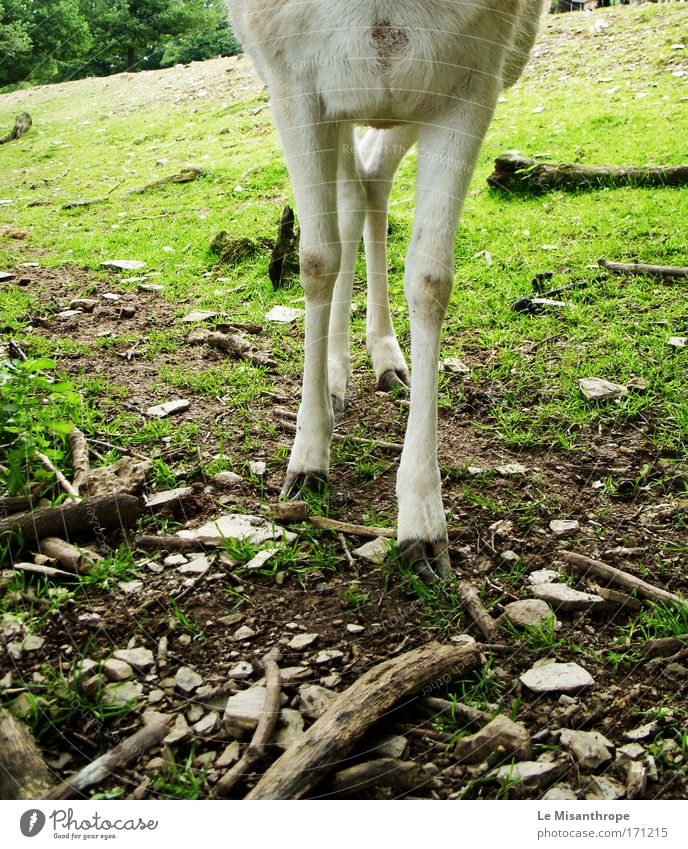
[668,336,687,349]
[233,625,257,641]
[496,463,528,476]
[164,713,191,746]
[244,549,278,570]
[503,599,554,629]
[532,583,605,612]
[490,760,565,792]
[102,681,143,707]
[520,660,594,695]
[224,687,269,734]
[543,783,578,800]
[164,553,188,566]
[175,666,203,694]
[280,666,311,683]
[265,305,303,324]
[346,623,365,634]
[288,633,318,651]
[579,377,628,401]
[585,775,625,800]
[314,649,344,666]
[145,487,192,508]
[215,741,241,768]
[193,711,219,737]
[527,569,561,586]
[178,513,296,546]
[455,715,532,764]
[354,537,393,565]
[22,634,45,652]
[442,357,470,375]
[549,519,580,536]
[179,555,211,575]
[113,647,155,672]
[228,661,254,680]
[374,734,409,759]
[617,742,645,763]
[625,721,660,742]
[69,298,98,312]
[103,659,134,682]
[146,399,190,418]
[102,259,146,271]
[211,471,243,487]
[626,761,647,799]
[273,709,305,749]
[298,684,338,719]
[559,728,614,770]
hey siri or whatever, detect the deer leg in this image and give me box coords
[361,125,417,392]
[269,87,342,498]
[397,83,500,582]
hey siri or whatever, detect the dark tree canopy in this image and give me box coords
[0,0,241,89]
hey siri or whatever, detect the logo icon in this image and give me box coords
[20,810,46,837]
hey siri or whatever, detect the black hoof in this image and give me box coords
[398,538,451,584]
[378,369,409,394]
[280,470,328,501]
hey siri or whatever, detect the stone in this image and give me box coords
[265,305,303,323]
[148,689,165,705]
[113,647,155,672]
[500,550,520,564]
[244,549,278,570]
[102,259,146,271]
[626,761,647,799]
[224,687,269,734]
[454,715,532,764]
[181,310,217,323]
[503,599,554,629]
[496,463,528,476]
[164,713,191,746]
[314,649,344,665]
[617,742,645,764]
[559,729,614,771]
[69,298,98,312]
[102,292,121,302]
[549,519,580,536]
[118,580,143,594]
[193,711,219,737]
[175,666,203,694]
[211,471,243,486]
[103,659,134,682]
[215,741,241,768]
[442,357,470,375]
[668,336,686,349]
[146,399,190,418]
[280,666,311,683]
[228,661,254,680]
[145,487,192,508]
[288,633,318,651]
[86,456,153,497]
[298,684,338,719]
[178,513,296,546]
[249,460,267,477]
[56,310,81,319]
[138,283,164,293]
[585,775,625,800]
[179,555,211,575]
[543,783,578,800]
[21,634,45,652]
[233,626,257,641]
[490,761,565,792]
[532,583,605,613]
[373,734,409,759]
[102,681,143,707]
[273,709,305,750]
[527,569,560,586]
[354,536,393,565]
[520,660,594,695]
[164,554,188,567]
[346,623,365,634]
[625,721,660,742]
[579,377,628,401]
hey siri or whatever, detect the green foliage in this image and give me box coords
[0,357,79,496]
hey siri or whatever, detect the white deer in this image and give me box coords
[227,1,546,581]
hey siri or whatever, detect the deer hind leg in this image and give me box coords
[269,86,342,498]
[361,124,417,392]
[327,126,366,414]
[396,81,500,582]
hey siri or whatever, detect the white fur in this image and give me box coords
[227,0,546,575]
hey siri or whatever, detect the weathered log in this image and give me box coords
[134,534,206,553]
[560,550,686,610]
[488,152,688,194]
[68,428,90,494]
[0,707,54,798]
[308,515,395,539]
[216,658,281,797]
[324,758,430,797]
[0,496,33,515]
[246,641,482,799]
[642,634,688,658]
[269,204,298,287]
[0,493,142,549]
[44,712,173,800]
[35,452,81,500]
[598,258,688,280]
[130,166,206,194]
[0,113,32,145]
[37,537,88,575]
[458,583,499,641]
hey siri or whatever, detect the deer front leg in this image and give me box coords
[269,87,342,498]
[397,86,500,582]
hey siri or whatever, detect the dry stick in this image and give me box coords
[134,534,207,553]
[641,634,688,659]
[0,493,142,548]
[487,152,688,193]
[0,707,54,799]
[44,712,173,800]
[247,642,481,800]
[68,428,90,494]
[598,257,688,280]
[560,550,687,610]
[11,561,75,580]
[457,582,499,641]
[338,533,356,568]
[422,696,491,726]
[216,658,281,797]
[37,537,87,575]
[308,515,395,540]
[35,452,81,501]
[278,419,403,454]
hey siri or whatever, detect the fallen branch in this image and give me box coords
[598,257,688,280]
[246,641,482,799]
[457,583,499,641]
[134,534,207,553]
[0,493,142,548]
[641,634,688,658]
[308,516,395,540]
[37,537,89,575]
[0,112,32,145]
[422,696,491,726]
[0,707,54,799]
[68,428,90,494]
[130,166,206,194]
[44,712,173,800]
[189,328,277,369]
[488,152,688,193]
[325,758,430,797]
[61,183,121,211]
[11,561,75,580]
[0,496,33,515]
[215,658,281,797]
[560,550,686,610]
[36,452,81,501]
